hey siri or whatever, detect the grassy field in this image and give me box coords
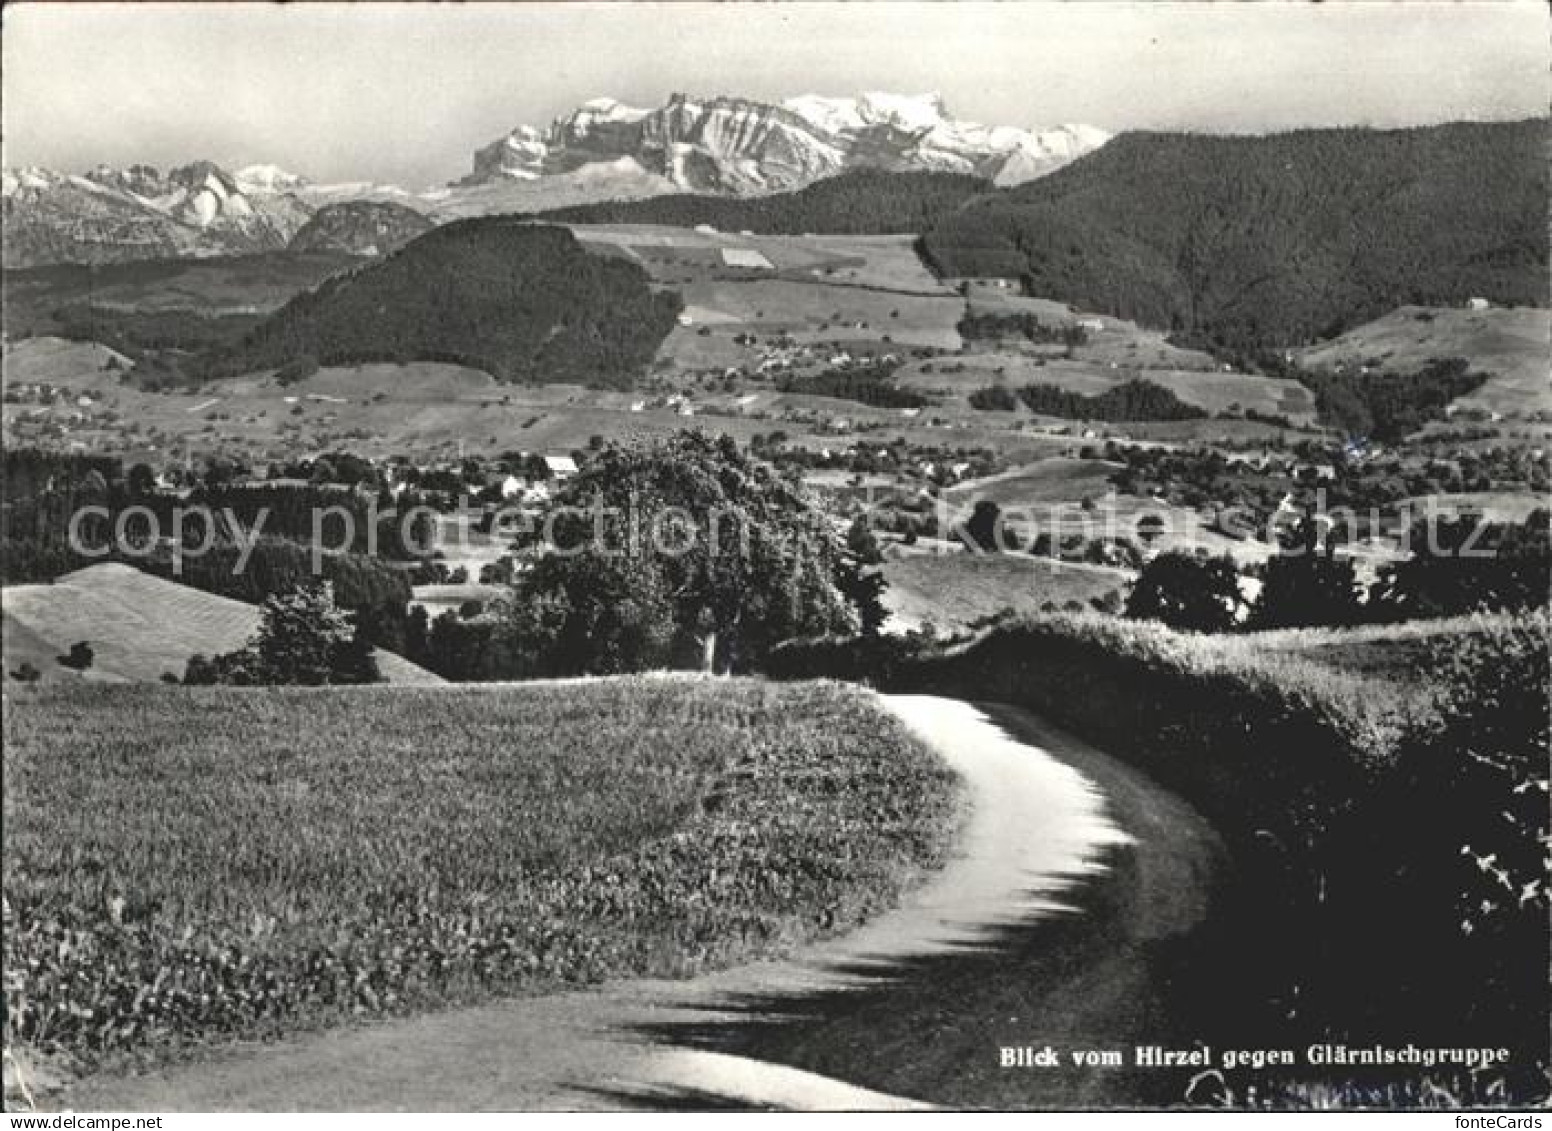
[1238,611,1534,679]
[567,225,952,293]
[943,457,1121,509]
[881,550,1131,631]
[1,563,438,685]
[566,224,965,364]
[4,339,1002,467]
[2,677,962,1072]
[1294,305,1551,418]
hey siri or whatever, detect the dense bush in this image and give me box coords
[968,384,1018,411]
[777,361,928,409]
[1249,550,1363,630]
[1,450,435,600]
[1371,510,1550,620]
[1125,551,1243,630]
[56,642,95,672]
[1323,616,1549,1079]
[957,313,1090,348]
[921,121,1548,353]
[512,432,874,675]
[183,582,381,687]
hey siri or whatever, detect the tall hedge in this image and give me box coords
[767,613,1550,1091]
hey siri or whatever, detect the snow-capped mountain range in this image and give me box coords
[469,92,1110,193]
[2,92,1110,267]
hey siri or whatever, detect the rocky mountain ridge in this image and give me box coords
[2,92,1108,267]
[468,92,1109,193]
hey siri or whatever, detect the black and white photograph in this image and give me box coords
[1,0,1547,1116]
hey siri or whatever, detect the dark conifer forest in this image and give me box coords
[920,120,1549,353]
[201,221,683,388]
[532,170,990,235]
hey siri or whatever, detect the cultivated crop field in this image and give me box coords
[2,677,961,1072]
[671,278,963,350]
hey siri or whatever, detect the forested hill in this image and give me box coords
[531,169,991,235]
[919,119,1549,354]
[201,221,682,388]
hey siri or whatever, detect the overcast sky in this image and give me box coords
[3,1,1545,188]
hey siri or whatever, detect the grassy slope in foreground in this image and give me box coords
[3,677,961,1072]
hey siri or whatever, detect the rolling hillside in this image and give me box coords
[1295,304,1552,418]
[199,220,683,387]
[287,201,434,256]
[920,120,1549,353]
[2,563,440,685]
[533,169,991,235]
[881,551,1131,632]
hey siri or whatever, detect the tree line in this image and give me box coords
[777,360,929,409]
[971,378,1208,421]
[1122,510,1550,633]
[531,170,991,236]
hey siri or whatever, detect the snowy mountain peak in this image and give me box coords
[467,91,1109,193]
[2,158,316,267]
[234,164,311,194]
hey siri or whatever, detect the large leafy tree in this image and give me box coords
[1124,550,1244,632]
[1250,551,1362,630]
[1249,517,1363,629]
[185,581,380,685]
[517,432,872,674]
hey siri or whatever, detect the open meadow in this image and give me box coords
[881,550,1131,631]
[2,677,962,1074]
[566,225,953,294]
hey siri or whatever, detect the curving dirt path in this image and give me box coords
[66,695,1216,1112]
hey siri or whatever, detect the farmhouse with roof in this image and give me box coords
[544,454,578,479]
